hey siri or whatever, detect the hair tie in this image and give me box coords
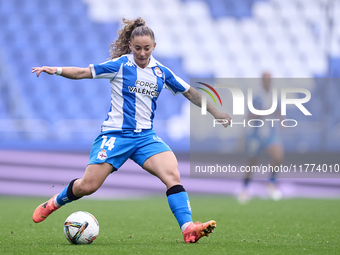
[136,23,144,27]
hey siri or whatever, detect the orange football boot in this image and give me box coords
[182,220,216,243]
[32,194,59,223]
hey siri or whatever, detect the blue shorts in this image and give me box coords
[88,129,171,171]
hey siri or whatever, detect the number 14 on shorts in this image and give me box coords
[100,135,116,151]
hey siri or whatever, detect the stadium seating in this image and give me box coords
[0,0,339,151]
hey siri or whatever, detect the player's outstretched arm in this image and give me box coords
[183,86,231,127]
[32,66,93,79]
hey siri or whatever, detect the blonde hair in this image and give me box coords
[110,17,155,59]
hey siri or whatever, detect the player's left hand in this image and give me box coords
[212,110,232,127]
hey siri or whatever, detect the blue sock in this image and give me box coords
[167,185,192,228]
[56,179,80,206]
[269,173,276,183]
[243,177,250,188]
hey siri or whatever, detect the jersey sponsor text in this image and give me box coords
[128,86,159,97]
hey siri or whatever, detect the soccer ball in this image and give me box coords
[64,211,99,244]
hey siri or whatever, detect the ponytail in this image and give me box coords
[110,17,155,59]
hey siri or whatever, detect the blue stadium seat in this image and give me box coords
[0,93,9,118]
[205,0,228,18]
[234,0,252,18]
[0,1,18,15]
[328,58,340,78]
[1,13,25,32]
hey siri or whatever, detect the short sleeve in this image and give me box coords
[90,56,127,79]
[161,66,190,95]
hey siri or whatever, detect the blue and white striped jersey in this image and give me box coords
[89,53,190,131]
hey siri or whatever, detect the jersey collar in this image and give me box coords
[128,53,157,68]
[147,55,157,67]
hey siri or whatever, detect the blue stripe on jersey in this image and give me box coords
[122,63,137,129]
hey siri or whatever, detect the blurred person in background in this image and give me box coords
[238,72,284,204]
[31,17,231,243]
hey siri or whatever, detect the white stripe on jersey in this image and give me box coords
[90,53,190,131]
[103,63,125,130]
[135,67,156,129]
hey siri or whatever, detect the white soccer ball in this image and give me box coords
[63,211,99,244]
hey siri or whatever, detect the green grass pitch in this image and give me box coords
[0,195,339,255]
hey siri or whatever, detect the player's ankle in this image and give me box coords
[53,197,61,208]
[181,222,192,232]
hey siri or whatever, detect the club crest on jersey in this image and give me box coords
[154,67,163,77]
[97,149,107,160]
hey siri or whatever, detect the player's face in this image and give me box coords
[129,35,156,68]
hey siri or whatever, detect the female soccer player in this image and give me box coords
[32,17,231,243]
[238,72,284,204]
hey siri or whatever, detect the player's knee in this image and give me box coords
[162,169,181,189]
[168,169,181,183]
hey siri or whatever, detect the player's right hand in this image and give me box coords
[32,66,57,77]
